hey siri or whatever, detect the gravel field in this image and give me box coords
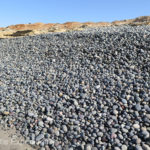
[0,25,150,150]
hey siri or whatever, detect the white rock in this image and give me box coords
[38,121,44,127]
[46,117,53,124]
[113,110,118,115]
[142,144,150,150]
[95,85,100,89]
[85,144,92,150]
[133,124,140,129]
[121,145,127,150]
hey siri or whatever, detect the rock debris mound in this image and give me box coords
[0,26,150,150]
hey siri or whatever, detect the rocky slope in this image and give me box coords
[0,25,150,150]
[0,16,150,38]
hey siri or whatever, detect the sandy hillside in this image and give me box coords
[0,16,150,38]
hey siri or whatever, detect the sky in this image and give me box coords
[0,0,150,27]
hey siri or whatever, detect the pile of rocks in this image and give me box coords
[0,25,150,150]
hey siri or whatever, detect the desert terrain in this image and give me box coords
[0,16,150,38]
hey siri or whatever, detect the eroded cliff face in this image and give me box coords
[0,16,150,38]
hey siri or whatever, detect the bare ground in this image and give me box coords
[0,127,35,150]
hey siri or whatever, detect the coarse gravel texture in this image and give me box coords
[0,25,150,150]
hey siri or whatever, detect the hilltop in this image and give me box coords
[0,16,150,38]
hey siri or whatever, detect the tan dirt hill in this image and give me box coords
[0,16,150,38]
